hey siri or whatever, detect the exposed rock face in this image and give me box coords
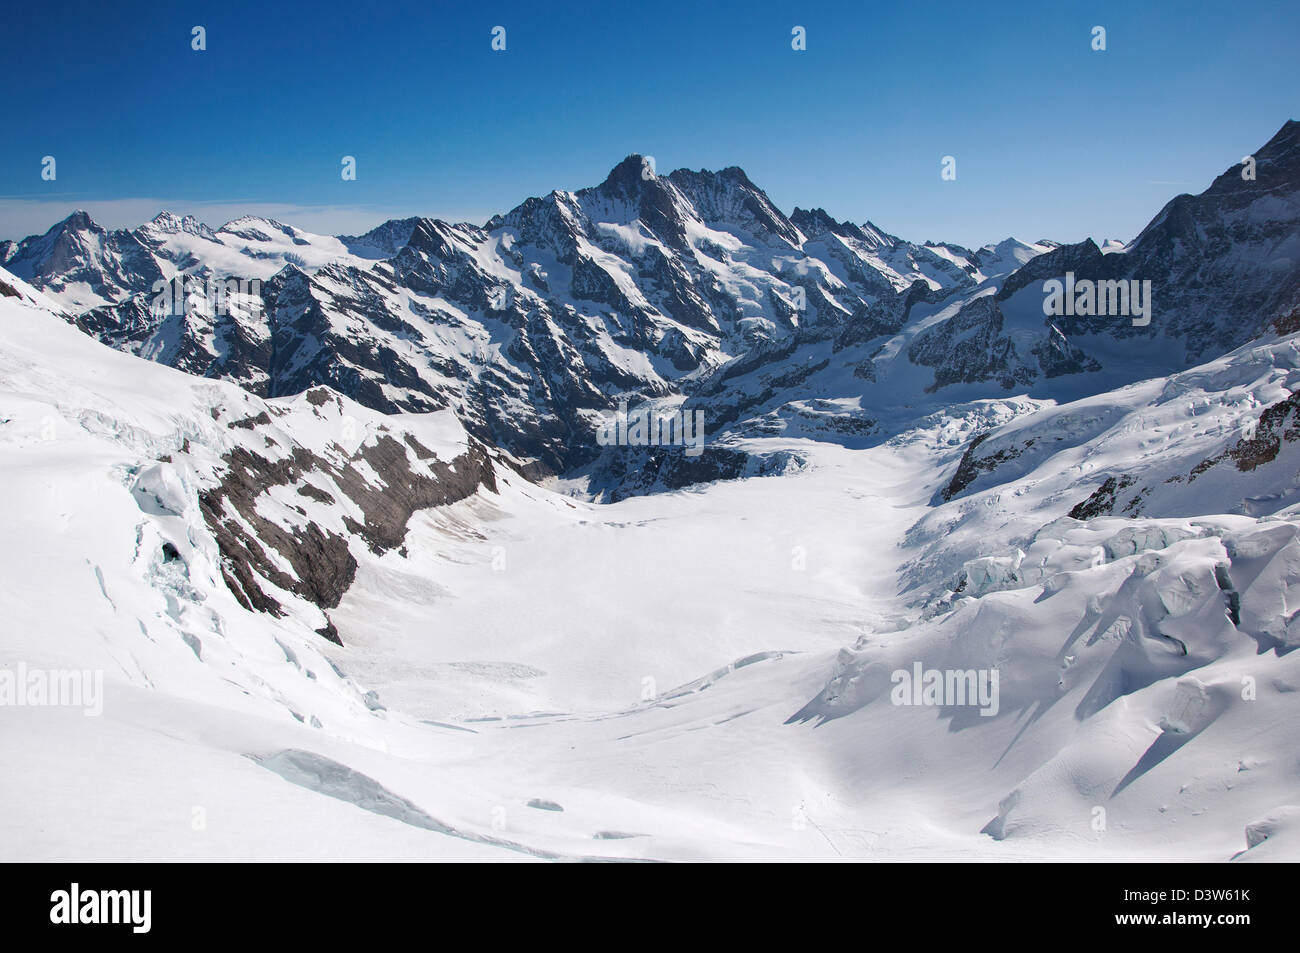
[940,432,995,502]
[1187,389,1300,480]
[2,211,164,310]
[196,389,498,644]
[587,444,806,503]
[1065,388,1300,522]
[995,239,1108,302]
[201,443,357,622]
[1068,474,1140,520]
[998,121,1300,363]
[910,296,1031,392]
[14,156,1033,487]
[11,123,1300,501]
[339,217,423,259]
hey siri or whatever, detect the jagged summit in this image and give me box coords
[339,216,423,259]
[668,163,802,247]
[8,121,1299,483]
[59,209,98,231]
[217,215,296,241]
[591,153,657,196]
[1205,117,1300,196]
[791,207,869,242]
[140,211,219,242]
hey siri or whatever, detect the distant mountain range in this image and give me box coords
[5,120,1299,494]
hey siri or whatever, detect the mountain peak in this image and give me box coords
[791,207,868,243]
[588,154,678,208]
[339,216,423,259]
[601,153,653,185]
[57,209,100,233]
[219,214,288,233]
[144,211,214,239]
[667,164,801,247]
[1203,118,1300,198]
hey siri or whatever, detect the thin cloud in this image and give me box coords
[0,198,491,242]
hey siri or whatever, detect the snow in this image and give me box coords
[2,271,1297,861]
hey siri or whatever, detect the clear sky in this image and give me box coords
[2,0,1297,246]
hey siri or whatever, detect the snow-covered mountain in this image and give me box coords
[681,121,1300,452]
[1,210,166,311]
[4,253,1298,861]
[11,123,1297,499]
[3,121,1300,863]
[6,154,1060,481]
[1,210,383,312]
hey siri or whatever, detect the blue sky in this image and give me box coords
[2,0,1297,246]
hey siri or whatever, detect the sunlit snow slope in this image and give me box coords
[1,267,1296,861]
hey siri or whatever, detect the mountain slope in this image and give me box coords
[9,155,1069,482]
[4,269,1297,861]
[12,124,1299,498]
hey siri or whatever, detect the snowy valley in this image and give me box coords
[2,122,1300,862]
